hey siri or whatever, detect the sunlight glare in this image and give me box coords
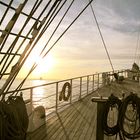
[34,54,54,76]
[24,48,55,78]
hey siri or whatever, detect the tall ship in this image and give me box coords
[0,0,140,140]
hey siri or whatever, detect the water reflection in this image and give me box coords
[33,87,45,98]
[33,88,45,107]
[31,80,56,113]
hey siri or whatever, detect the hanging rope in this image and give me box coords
[135,31,140,64]
[134,32,140,62]
[89,2,114,72]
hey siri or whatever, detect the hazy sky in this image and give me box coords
[39,0,140,80]
[1,0,140,80]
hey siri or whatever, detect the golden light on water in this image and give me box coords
[32,80,46,101]
[33,87,45,98]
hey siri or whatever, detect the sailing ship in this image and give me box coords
[0,0,140,140]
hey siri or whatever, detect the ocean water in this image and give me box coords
[0,79,57,114]
[0,77,100,115]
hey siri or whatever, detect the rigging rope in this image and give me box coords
[0,0,43,79]
[0,0,62,98]
[10,0,94,95]
[134,31,139,63]
[42,0,94,57]
[134,30,140,63]
[12,0,73,94]
[0,0,14,25]
[40,0,75,54]
[10,0,66,95]
[136,31,140,65]
[89,2,114,72]
[0,0,28,51]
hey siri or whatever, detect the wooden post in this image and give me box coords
[91,97,109,140]
[96,102,105,140]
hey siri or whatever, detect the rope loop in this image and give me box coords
[103,94,122,136]
[59,82,71,101]
[119,93,140,139]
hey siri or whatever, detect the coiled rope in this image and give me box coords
[103,94,122,136]
[59,82,71,101]
[119,93,140,139]
[103,93,140,139]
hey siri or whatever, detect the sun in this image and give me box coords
[24,50,55,79]
[34,54,54,76]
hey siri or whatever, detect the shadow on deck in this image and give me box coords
[26,79,140,140]
[27,93,97,140]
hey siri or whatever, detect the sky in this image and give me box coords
[1,0,140,80]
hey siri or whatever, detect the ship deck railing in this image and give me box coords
[4,68,137,140]
[5,69,128,117]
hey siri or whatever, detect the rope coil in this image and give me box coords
[119,93,140,139]
[103,94,121,136]
[59,82,71,101]
[103,93,140,139]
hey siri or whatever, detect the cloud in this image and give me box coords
[92,0,140,34]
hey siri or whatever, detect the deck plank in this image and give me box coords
[55,105,84,139]
[71,99,94,139]
[60,98,93,140]
[49,103,82,139]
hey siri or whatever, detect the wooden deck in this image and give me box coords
[26,79,140,140]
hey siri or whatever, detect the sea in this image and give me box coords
[0,77,99,115]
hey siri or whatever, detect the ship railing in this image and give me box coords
[4,69,128,116]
